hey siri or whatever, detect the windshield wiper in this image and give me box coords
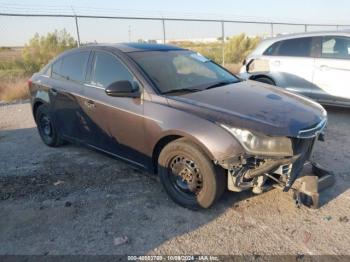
[162,88,202,95]
[204,80,237,90]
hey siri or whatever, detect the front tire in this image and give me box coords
[35,104,64,147]
[158,138,226,209]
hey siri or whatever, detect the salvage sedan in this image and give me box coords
[29,43,327,209]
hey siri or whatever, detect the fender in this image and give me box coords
[143,99,245,165]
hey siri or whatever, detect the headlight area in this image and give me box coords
[218,124,297,194]
[220,124,293,157]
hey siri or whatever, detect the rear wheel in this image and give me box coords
[254,77,275,86]
[36,104,64,147]
[158,138,226,209]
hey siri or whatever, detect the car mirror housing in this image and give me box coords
[246,59,270,74]
[105,80,140,98]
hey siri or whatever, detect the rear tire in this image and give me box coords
[254,77,275,86]
[158,138,226,209]
[35,104,64,147]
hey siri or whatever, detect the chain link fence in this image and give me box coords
[0,13,350,66]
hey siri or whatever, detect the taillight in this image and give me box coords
[28,79,32,89]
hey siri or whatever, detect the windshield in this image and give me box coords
[129,50,239,94]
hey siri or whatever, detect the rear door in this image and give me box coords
[313,35,350,104]
[81,50,147,167]
[50,51,91,141]
[264,37,316,98]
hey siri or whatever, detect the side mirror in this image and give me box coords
[246,59,270,74]
[105,80,140,98]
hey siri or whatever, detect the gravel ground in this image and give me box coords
[0,102,349,256]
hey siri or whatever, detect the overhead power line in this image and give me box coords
[0,2,349,25]
[0,12,349,27]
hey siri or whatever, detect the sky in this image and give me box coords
[0,0,350,46]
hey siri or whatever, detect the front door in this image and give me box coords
[313,36,350,104]
[81,50,147,167]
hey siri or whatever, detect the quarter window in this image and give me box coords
[263,42,280,56]
[60,51,90,82]
[91,52,134,88]
[321,36,350,59]
[41,64,52,77]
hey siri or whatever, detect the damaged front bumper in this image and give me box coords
[274,161,335,209]
[222,133,334,208]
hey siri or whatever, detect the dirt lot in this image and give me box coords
[0,102,349,256]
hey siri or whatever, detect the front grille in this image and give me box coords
[284,138,315,190]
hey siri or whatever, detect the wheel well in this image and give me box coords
[152,135,182,174]
[250,75,275,84]
[33,101,44,122]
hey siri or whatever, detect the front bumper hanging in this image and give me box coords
[275,161,335,209]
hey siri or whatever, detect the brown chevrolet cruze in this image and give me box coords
[29,43,327,209]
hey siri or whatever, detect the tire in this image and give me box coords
[35,104,64,147]
[254,77,275,86]
[158,138,226,209]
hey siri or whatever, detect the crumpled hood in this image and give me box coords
[166,80,326,137]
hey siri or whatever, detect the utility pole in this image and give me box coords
[75,16,81,47]
[71,6,80,47]
[221,21,225,66]
[270,23,274,37]
[162,19,166,44]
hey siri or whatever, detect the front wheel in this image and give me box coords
[158,138,226,209]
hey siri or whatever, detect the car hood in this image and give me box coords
[166,80,326,137]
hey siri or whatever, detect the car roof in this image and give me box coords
[251,30,350,56]
[80,43,186,53]
[265,30,350,42]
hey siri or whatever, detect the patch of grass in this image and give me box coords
[224,63,242,74]
[0,68,27,81]
[0,77,30,102]
[170,33,261,65]
[0,47,23,62]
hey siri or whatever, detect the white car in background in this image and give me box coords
[240,31,350,107]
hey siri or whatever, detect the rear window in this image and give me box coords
[264,37,313,57]
[60,51,90,82]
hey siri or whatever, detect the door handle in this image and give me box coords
[319,65,330,71]
[272,60,280,67]
[84,100,96,109]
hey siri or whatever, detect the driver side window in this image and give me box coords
[91,51,134,88]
